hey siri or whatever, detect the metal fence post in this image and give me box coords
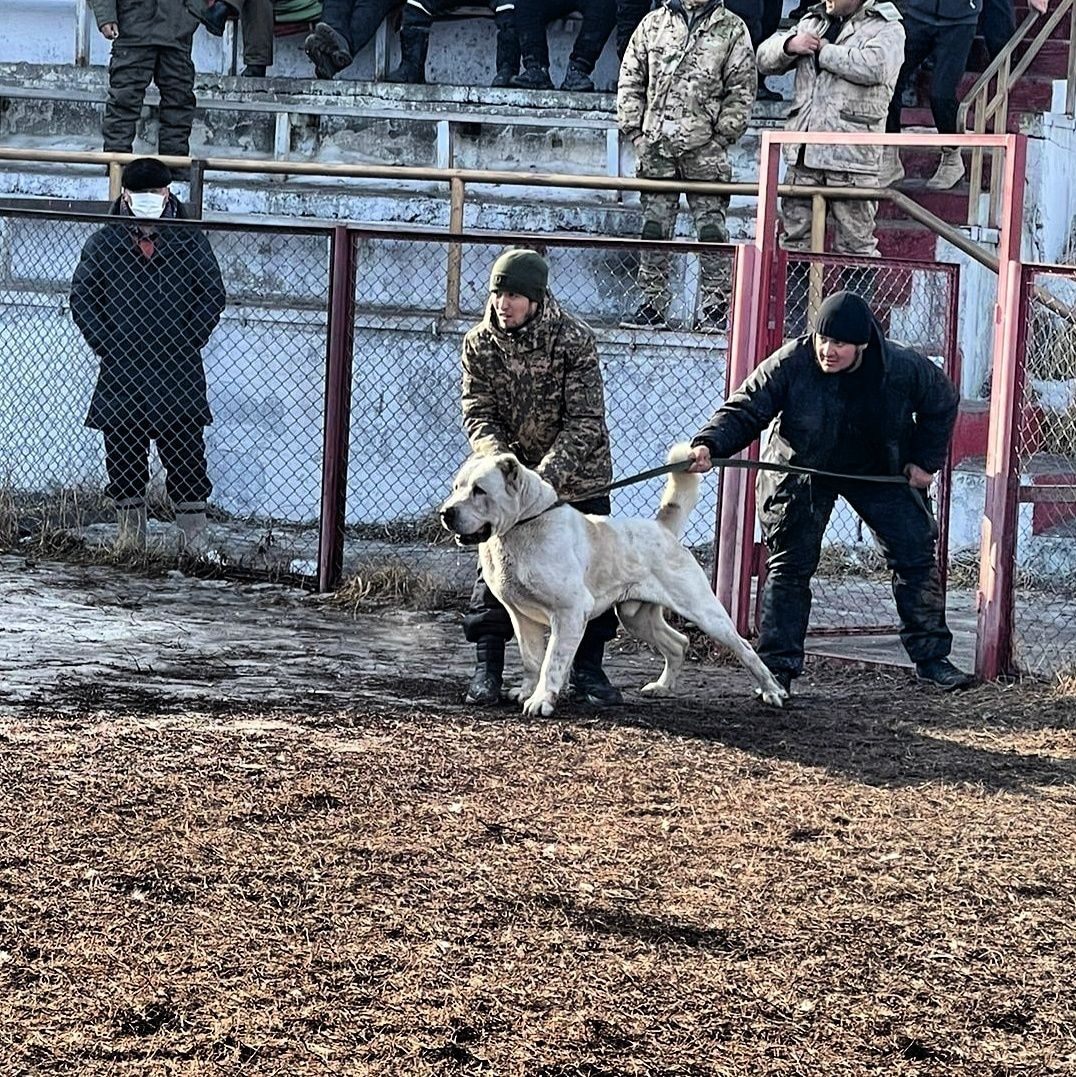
[317,226,357,593]
[976,133,1028,679]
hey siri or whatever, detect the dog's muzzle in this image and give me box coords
[440,506,492,546]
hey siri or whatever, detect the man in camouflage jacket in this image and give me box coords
[617,0,757,332]
[89,0,201,163]
[757,0,905,256]
[459,249,622,709]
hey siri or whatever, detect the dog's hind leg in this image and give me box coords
[618,602,689,696]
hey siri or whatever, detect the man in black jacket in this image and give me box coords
[70,157,226,555]
[687,291,975,692]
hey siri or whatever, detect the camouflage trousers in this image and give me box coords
[780,164,880,258]
[102,44,196,158]
[636,141,731,316]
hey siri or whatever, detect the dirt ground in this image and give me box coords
[1,555,1074,1075]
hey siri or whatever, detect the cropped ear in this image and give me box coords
[497,454,521,494]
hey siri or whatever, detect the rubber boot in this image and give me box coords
[465,637,505,705]
[491,12,521,86]
[175,502,209,557]
[114,498,147,553]
[387,26,430,84]
[560,59,595,92]
[926,148,965,190]
[569,638,623,707]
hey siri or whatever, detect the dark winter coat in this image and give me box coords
[70,197,226,431]
[88,0,200,47]
[898,0,982,26]
[691,314,959,522]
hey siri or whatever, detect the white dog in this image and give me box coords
[440,445,788,716]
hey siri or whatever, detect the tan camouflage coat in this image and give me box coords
[461,294,612,500]
[757,0,905,175]
[617,0,757,156]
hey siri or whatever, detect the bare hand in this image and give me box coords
[785,31,822,55]
[904,463,934,489]
[1029,0,1047,13]
[687,445,713,474]
[100,21,119,39]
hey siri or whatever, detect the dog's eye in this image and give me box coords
[472,484,485,496]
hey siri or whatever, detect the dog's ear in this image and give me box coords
[497,455,521,494]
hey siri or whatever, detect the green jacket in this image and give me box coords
[461,294,613,500]
[89,0,200,48]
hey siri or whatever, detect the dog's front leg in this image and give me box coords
[506,612,547,704]
[522,608,587,717]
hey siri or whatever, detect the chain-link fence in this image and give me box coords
[749,250,961,636]
[0,206,736,594]
[1013,267,1076,676]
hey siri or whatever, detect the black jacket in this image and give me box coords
[691,316,959,512]
[70,197,226,431]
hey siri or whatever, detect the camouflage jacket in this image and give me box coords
[617,0,757,156]
[757,0,904,175]
[461,293,612,500]
[89,0,199,47]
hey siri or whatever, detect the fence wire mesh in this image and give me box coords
[757,252,961,637]
[1013,267,1076,677]
[0,210,330,576]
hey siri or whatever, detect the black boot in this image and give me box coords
[465,637,505,705]
[387,26,430,84]
[560,59,595,92]
[570,638,623,708]
[194,0,233,36]
[491,12,521,87]
[241,63,267,77]
[915,657,976,691]
[511,63,554,90]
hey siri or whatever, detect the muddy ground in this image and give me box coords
[0,556,1074,1075]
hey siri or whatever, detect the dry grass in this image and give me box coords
[2,670,1075,1075]
[333,558,456,612]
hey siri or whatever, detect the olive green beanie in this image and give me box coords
[488,248,549,302]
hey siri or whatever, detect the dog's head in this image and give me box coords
[439,453,526,546]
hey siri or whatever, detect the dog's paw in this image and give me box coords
[521,692,555,717]
[757,687,787,708]
[640,680,671,696]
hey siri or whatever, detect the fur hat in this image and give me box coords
[121,157,173,192]
[489,249,549,302]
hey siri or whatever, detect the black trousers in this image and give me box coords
[102,44,196,157]
[463,494,619,649]
[615,0,651,58]
[103,422,212,506]
[515,0,616,72]
[886,15,977,135]
[320,0,399,54]
[757,480,953,675]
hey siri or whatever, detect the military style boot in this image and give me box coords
[490,12,521,86]
[387,26,430,84]
[926,148,965,190]
[569,638,623,707]
[114,497,147,554]
[175,501,209,557]
[560,59,595,92]
[511,48,554,90]
[465,637,505,705]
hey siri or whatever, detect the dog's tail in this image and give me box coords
[656,442,701,537]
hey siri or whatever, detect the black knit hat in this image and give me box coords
[121,157,173,192]
[489,249,549,302]
[814,290,874,346]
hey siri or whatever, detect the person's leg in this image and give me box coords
[103,425,152,550]
[239,0,274,70]
[925,21,977,188]
[778,163,816,252]
[979,0,1016,62]
[511,0,561,86]
[352,0,401,54]
[101,44,157,153]
[757,481,836,684]
[564,0,616,90]
[885,14,935,134]
[153,46,197,159]
[681,141,732,329]
[827,171,881,258]
[462,568,515,704]
[621,144,679,326]
[155,420,213,552]
[615,0,651,59]
[386,0,433,82]
[489,0,521,86]
[842,482,971,687]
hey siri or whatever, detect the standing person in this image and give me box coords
[686,290,975,693]
[191,0,276,77]
[615,0,652,60]
[617,0,757,332]
[883,0,980,189]
[304,0,402,79]
[70,158,227,555]
[757,0,905,254]
[386,0,521,87]
[89,0,200,165]
[460,249,623,708]
[511,0,616,91]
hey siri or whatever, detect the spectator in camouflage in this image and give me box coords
[70,158,226,557]
[459,249,623,710]
[617,0,757,333]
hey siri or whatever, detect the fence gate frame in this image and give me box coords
[716,130,1030,680]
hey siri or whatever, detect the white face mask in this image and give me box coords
[127,191,168,219]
